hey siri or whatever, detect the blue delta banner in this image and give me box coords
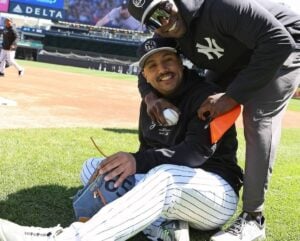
[9,2,64,20]
[10,0,64,9]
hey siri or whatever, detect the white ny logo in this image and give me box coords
[196,38,224,60]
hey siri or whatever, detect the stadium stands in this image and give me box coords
[12,21,152,74]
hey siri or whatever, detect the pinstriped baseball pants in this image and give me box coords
[242,62,300,212]
[57,158,238,241]
[0,49,23,73]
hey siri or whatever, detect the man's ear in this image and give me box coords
[142,71,150,83]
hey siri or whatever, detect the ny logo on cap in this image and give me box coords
[144,40,157,52]
[133,0,146,8]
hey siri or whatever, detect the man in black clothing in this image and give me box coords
[0,18,24,77]
[128,1,300,240]
[0,38,243,241]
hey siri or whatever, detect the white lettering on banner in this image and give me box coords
[12,5,23,14]
[25,6,32,14]
[24,6,63,18]
[35,8,40,15]
[56,11,63,18]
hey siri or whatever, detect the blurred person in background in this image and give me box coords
[0,18,24,77]
[128,0,300,240]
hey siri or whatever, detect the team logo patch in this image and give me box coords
[196,37,224,60]
[144,40,157,52]
[133,0,146,8]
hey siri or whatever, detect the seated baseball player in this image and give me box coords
[0,38,243,241]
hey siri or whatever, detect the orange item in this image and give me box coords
[210,105,241,144]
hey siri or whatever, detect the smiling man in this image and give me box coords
[0,38,243,241]
[139,39,183,96]
[0,18,24,77]
[128,1,300,240]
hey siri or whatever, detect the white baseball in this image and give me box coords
[163,108,179,126]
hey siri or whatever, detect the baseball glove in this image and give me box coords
[73,171,135,222]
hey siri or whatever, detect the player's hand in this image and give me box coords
[98,152,136,188]
[197,93,238,120]
[145,92,180,125]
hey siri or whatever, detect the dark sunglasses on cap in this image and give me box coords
[145,1,173,31]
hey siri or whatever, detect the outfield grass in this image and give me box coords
[19,60,300,112]
[0,128,299,240]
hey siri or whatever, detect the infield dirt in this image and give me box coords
[0,66,299,129]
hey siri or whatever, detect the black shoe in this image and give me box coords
[0,72,4,76]
[18,69,24,77]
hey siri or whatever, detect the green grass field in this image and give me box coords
[0,127,299,240]
[288,99,300,112]
[0,62,299,240]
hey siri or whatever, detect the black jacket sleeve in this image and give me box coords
[10,28,18,50]
[138,71,153,98]
[213,0,296,103]
[132,115,215,173]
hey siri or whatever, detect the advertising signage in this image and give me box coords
[9,1,64,20]
[6,0,143,30]
[11,0,64,9]
[64,0,144,31]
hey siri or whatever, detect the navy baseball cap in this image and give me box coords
[121,0,128,8]
[128,0,165,24]
[137,38,178,68]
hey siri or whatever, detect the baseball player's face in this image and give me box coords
[5,19,12,28]
[120,7,130,19]
[142,50,183,96]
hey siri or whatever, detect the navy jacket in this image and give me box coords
[133,68,243,195]
[2,26,18,50]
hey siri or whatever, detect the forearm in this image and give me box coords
[215,0,296,103]
[144,91,158,106]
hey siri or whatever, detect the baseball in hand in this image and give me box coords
[163,108,179,126]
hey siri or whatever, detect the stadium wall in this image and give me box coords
[43,32,139,59]
[14,24,146,74]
